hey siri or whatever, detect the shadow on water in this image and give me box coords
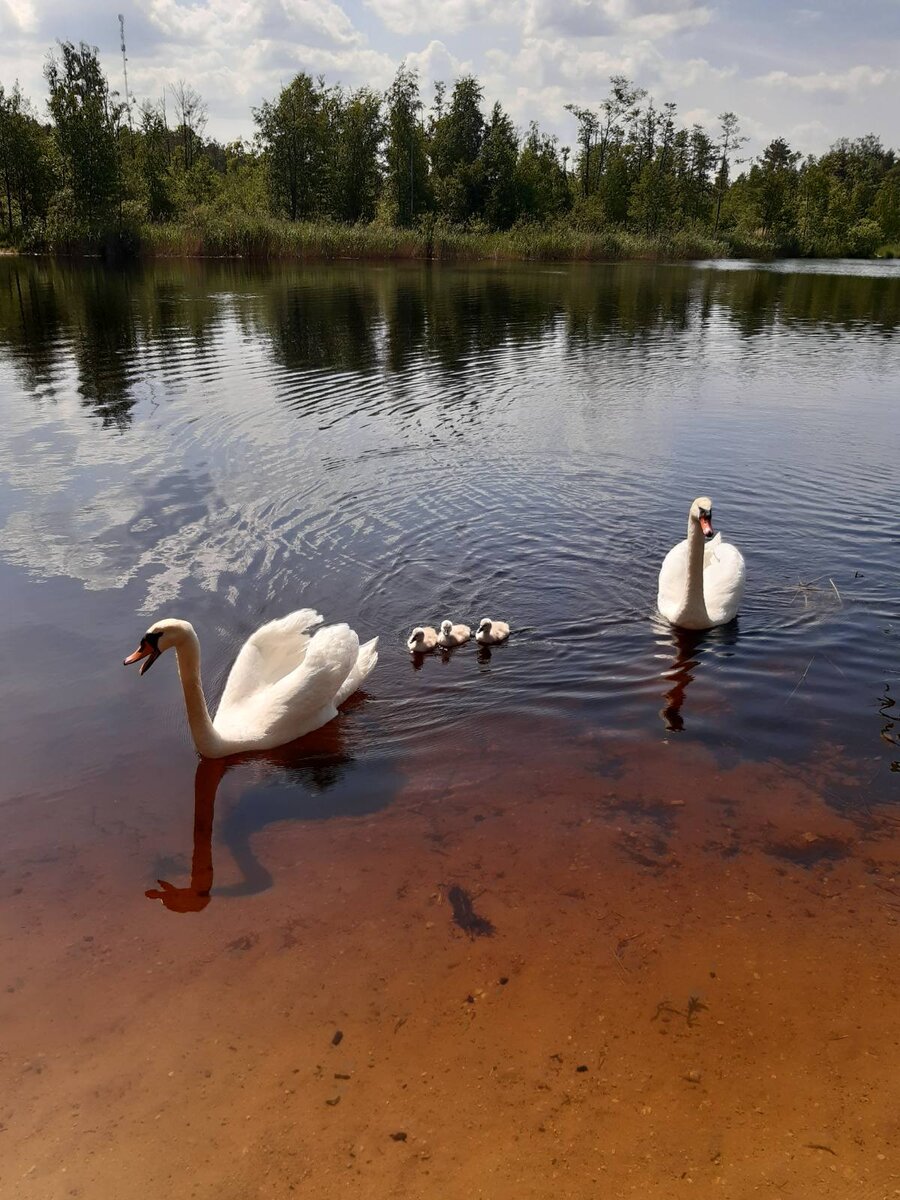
[145,706,400,913]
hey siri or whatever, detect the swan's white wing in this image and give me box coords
[657,539,688,620]
[334,636,379,707]
[266,623,359,739]
[703,538,745,624]
[219,608,323,712]
[214,623,359,747]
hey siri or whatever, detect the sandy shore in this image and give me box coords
[2,718,899,1199]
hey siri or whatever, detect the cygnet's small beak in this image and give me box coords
[124,636,161,675]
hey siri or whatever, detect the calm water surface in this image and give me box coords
[0,256,898,879]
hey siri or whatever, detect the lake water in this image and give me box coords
[1,256,899,1198]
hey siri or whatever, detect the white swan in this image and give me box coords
[437,619,470,648]
[475,618,510,644]
[657,497,745,630]
[124,609,378,758]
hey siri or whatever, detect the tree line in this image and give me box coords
[1,40,898,257]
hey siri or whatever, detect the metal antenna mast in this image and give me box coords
[118,14,133,130]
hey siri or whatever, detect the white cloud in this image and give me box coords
[147,0,263,43]
[525,0,711,39]
[758,64,895,97]
[0,0,37,34]
[402,40,471,90]
[364,0,498,36]
[0,0,896,157]
[279,0,362,45]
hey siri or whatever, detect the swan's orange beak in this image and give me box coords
[124,635,161,675]
[699,514,714,539]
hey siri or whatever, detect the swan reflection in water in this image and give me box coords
[657,621,740,733]
[145,708,397,912]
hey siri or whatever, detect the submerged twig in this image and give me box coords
[613,932,641,974]
[828,577,843,605]
[785,657,815,703]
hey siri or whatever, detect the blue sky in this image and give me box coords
[1,0,898,158]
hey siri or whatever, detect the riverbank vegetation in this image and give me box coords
[1,42,898,262]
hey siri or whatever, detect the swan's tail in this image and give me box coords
[335,636,379,707]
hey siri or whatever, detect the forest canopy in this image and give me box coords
[1,41,897,259]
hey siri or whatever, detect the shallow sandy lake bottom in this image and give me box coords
[3,718,899,1199]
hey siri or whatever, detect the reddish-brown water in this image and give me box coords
[3,723,900,1198]
[1,258,898,1197]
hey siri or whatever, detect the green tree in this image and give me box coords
[712,111,747,234]
[566,76,644,207]
[629,158,674,233]
[597,76,646,178]
[747,138,800,247]
[564,103,599,197]
[514,124,570,222]
[430,75,486,222]
[384,64,430,226]
[478,101,519,229]
[676,125,716,223]
[328,87,383,222]
[0,82,55,234]
[44,41,124,233]
[872,164,900,240]
[216,139,268,213]
[170,81,207,173]
[254,74,330,220]
[137,100,175,221]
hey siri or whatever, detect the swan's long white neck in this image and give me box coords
[173,628,226,759]
[680,514,710,626]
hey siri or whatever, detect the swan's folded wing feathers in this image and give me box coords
[217,624,360,747]
[273,623,359,718]
[334,636,379,707]
[704,540,746,623]
[219,608,323,711]
[657,539,688,616]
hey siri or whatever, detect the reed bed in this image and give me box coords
[140,212,733,264]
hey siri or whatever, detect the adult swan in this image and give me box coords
[124,609,378,758]
[657,496,745,630]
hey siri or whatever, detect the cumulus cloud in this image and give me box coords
[0,0,896,155]
[402,40,471,90]
[758,64,895,97]
[525,0,711,39]
[363,0,498,36]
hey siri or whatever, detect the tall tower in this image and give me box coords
[118,13,133,130]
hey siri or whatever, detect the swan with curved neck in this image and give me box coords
[657,496,745,630]
[124,610,378,758]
